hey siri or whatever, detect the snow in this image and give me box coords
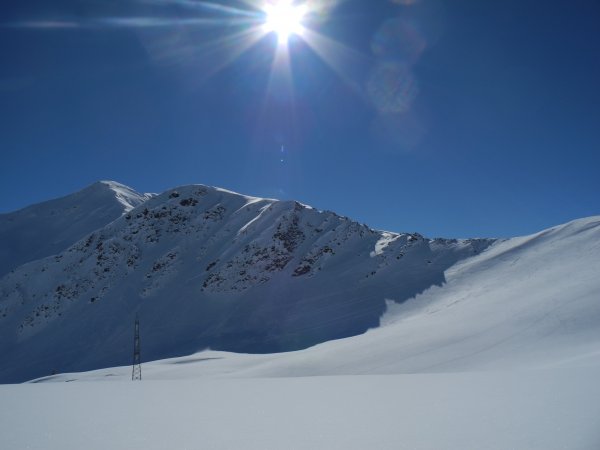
[98,180,154,212]
[0,182,492,383]
[1,182,600,449]
[369,231,399,257]
[0,180,151,278]
[36,215,597,381]
[207,215,600,378]
[1,368,599,450]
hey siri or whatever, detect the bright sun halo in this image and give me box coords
[263,0,306,44]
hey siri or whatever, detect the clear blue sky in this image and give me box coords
[1,0,599,238]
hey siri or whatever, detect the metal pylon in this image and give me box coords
[132,315,142,381]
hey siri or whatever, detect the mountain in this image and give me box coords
[0,182,492,383]
[184,215,600,378]
[10,217,600,450]
[0,181,152,278]
[40,215,600,380]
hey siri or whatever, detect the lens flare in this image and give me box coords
[263,0,307,44]
[367,62,418,114]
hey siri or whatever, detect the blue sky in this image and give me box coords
[1,0,599,238]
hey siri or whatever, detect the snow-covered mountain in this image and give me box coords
[0,182,492,383]
[42,215,600,381]
[0,181,152,278]
[8,216,600,450]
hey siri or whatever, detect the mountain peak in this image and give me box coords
[0,180,495,382]
[0,181,152,278]
[85,180,154,212]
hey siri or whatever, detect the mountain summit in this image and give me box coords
[0,182,491,382]
[0,181,152,278]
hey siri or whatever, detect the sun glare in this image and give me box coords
[263,0,307,44]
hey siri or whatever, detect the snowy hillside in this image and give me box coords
[38,215,600,380]
[5,216,600,450]
[0,181,152,278]
[1,183,600,449]
[0,182,492,383]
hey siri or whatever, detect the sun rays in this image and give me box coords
[3,0,368,145]
[2,0,359,84]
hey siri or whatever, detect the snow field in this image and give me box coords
[2,368,600,450]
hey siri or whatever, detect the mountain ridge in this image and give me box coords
[0,181,492,382]
[0,180,153,278]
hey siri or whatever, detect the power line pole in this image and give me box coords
[132,315,142,381]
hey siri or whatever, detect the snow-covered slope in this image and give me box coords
[12,216,600,450]
[205,215,600,377]
[4,367,600,450]
[40,216,600,380]
[0,183,491,383]
[2,185,600,449]
[0,181,152,278]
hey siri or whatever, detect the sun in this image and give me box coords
[263,0,307,44]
